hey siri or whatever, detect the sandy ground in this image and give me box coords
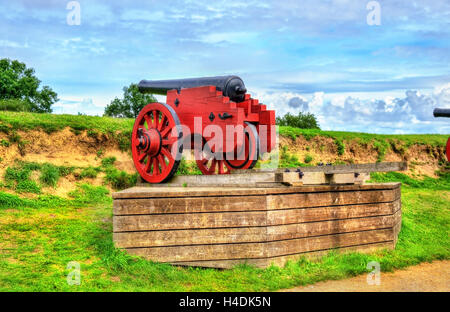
[282,260,449,292]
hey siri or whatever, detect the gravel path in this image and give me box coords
[282,260,449,292]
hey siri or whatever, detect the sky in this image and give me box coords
[1,0,449,134]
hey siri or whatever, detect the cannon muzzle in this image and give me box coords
[138,75,247,103]
[433,108,450,118]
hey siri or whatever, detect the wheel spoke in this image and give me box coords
[144,156,152,172]
[138,152,147,162]
[162,137,177,146]
[144,115,152,129]
[161,147,175,164]
[158,154,166,171]
[152,157,159,175]
[153,110,159,130]
[158,115,166,132]
[161,124,173,138]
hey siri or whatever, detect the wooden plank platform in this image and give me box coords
[113,182,402,268]
[136,162,407,187]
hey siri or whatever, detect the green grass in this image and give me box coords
[0,112,447,155]
[40,164,60,187]
[0,111,134,134]
[177,157,202,175]
[103,167,138,190]
[101,157,116,168]
[79,166,100,180]
[279,126,449,147]
[370,171,450,190]
[0,174,448,291]
[304,154,313,164]
[15,180,41,194]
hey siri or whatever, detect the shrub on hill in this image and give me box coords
[276,112,320,129]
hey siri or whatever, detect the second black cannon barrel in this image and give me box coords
[433,108,450,118]
[138,75,247,103]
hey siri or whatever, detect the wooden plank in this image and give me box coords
[113,210,400,247]
[173,242,395,269]
[113,210,267,232]
[114,185,400,215]
[267,188,400,210]
[113,199,400,232]
[112,183,400,199]
[114,195,267,215]
[266,200,400,225]
[124,228,393,262]
[114,227,267,248]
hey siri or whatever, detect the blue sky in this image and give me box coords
[1,0,449,134]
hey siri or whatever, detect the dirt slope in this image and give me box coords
[279,135,447,177]
[0,127,446,197]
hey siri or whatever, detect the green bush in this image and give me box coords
[335,139,345,155]
[15,180,41,194]
[4,167,31,182]
[87,130,98,138]
[58,166,75,177]
[8,131,21,143]
[101,156,117,167]
[79,166,100,179]
[68,183,110,205]
[0,123,10,134]
[117,131,131,152]
[0,99,32,112]
[0,139,10,147]
[19,161,42,171]
[39,164,60,187]
[104,167,137,190]
[304,154,313,163]
[373,140,389,162]
[276,112,320,129]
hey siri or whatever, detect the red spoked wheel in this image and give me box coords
[195,138,232,175]
[132,103,183,183]
[225,122,260,170]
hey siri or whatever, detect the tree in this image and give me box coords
[104,84,157,118]
[276,111,321,129]
[0,58,58,113]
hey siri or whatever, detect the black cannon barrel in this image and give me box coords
[433,108,450,118]
[138,75,247,103]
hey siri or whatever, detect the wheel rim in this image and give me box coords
[225,122,259,170]
[132,103,183,183]
[195,139,232,175]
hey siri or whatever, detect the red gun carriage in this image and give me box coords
[132,76,276,183]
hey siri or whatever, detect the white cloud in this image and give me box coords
[253,87,450,134]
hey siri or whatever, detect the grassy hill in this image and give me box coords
[0,111,448,291]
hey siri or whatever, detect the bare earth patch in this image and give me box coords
[282,260,450,292]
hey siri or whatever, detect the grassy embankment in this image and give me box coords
[0,111,448,291]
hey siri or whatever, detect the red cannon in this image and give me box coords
[131,76,276,183]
